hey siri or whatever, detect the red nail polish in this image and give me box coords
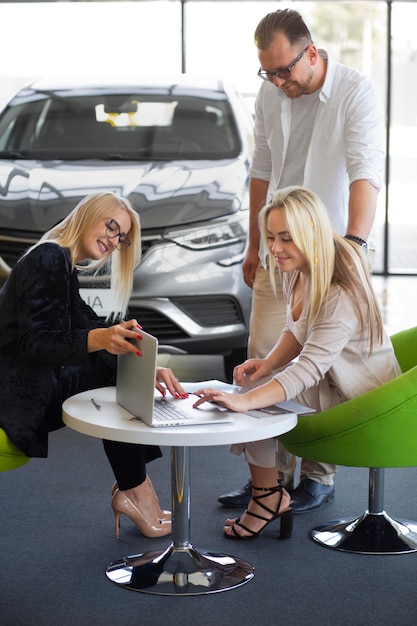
[137,335,142,340]
[136,323,143,329]
[174,392,180,398]
[182,393,189,398]
[136,350,141,357]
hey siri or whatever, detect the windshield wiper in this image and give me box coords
[101,153,152,161]
[0,151,28,159]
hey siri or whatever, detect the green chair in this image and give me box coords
[0,428,30,472]
[279,326,417,554]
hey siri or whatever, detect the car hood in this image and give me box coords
[0,158,249,233]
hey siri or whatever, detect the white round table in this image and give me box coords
[62,386,297,596]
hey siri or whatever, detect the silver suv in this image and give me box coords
[0,77,254,377]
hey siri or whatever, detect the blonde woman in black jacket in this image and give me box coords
[0,192,187,539]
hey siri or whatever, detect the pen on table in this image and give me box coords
[91,398,101,411]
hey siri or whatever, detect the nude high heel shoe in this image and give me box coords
[145,476,172,521]
[111,477,171,521]
[111,489,172,539]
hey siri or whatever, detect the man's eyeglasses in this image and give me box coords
[105,219,131,250]
[258,46,309,82]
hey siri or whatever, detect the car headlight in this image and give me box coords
[163,215,247,251]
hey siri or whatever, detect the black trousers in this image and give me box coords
[102,439,162,490]
[50,357,162,490]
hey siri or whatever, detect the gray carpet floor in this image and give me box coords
[1,425,417,626]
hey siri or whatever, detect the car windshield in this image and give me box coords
[0,87,241,161]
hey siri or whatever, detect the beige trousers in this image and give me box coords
[242,263,337,488]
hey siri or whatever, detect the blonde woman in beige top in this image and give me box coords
[193,186,400,541]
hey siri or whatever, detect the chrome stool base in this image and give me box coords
[311,510,417,554]
[106,542,254,595]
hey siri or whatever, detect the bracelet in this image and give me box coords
[345,234,368,251]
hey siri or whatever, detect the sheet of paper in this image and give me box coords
[181,380,315,415]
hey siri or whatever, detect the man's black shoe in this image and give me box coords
[292,478,335,514]
[218,479,252,508]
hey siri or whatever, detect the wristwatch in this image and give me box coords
[344,234,368,252]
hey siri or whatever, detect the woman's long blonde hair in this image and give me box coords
[259,187,383,353]
[37,192,141,320]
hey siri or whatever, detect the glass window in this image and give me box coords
[387,2,417,273]
[0,1,416,275]
[186,1,389,273]
[0,2,182,82]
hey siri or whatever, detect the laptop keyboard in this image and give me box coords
[153,399,193,422]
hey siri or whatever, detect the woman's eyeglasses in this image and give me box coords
[105,219,131,250]
[258,46,309,82]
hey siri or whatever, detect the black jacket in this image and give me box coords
[0,243,114,457]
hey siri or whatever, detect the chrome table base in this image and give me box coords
[106,544,253,595]
[106,446,254,595]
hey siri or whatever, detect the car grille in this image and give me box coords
[127,308,189,340]
[171,296,244,326]
[129,296,244,341]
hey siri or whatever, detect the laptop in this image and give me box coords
[116,330,235,427]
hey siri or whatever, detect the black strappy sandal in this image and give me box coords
[224,480,293,541]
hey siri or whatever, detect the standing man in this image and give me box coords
[218,8,384,513]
